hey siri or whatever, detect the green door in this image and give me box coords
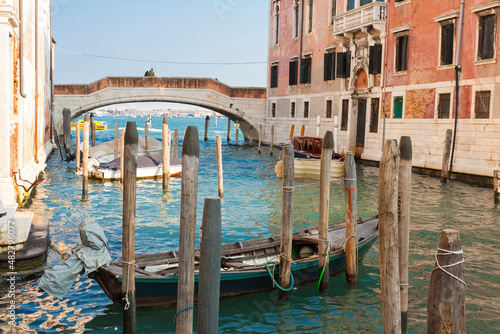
[394,97,403,119]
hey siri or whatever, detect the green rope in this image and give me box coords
[264,263,294,292]
[317,251,330,291]
[172,306,194,334]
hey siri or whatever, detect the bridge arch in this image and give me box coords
[53,77,267,142]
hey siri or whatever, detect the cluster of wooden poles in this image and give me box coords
[379,137,466,333]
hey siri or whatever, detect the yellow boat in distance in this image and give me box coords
[71,119,108,130]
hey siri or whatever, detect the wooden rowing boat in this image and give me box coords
[89,216,378,307]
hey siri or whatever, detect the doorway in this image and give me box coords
[355,99,367,158]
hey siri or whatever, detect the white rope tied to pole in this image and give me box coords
[122,260,137,310]
[432,248,466,286]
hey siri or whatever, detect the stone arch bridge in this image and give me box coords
[53,77,267,141]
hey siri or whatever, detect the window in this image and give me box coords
[478,13,496,60]
[347,0,355,11]
[307,0,313,33]
[326,100,332,118]
[291,102,296,118]
[341,100,349,131]
[438,93,451,118]
[360,0,371,6]
[304,101,309,118]
[475,91,491,118]
[300,56,312,84]
[273,4,280,45]
[270,64,278,88]
[271,103,276,118]
[395,33,409,72]
[440,21,455,65]
[289,59,298,85]
[370,98,380,133]
[394,97,403,119]
[369,44,383,74]
[336,52,351,79]
[293,0,300,38]
[324,50,336,81]
[330,0,336,25]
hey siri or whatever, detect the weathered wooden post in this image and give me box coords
[120,129,125,183]
[258,124,262,154]
[270,125,274,156]
[204,115,210,141]
[378,139,401,333]
[90,113,95,147]
[176,126,199,334]
[235,124,239,146]
[173,129,179,159]
[301,124,305,136]
[441,129,452,182]
[144,121,150,155]
[289,124,295,138]
[427,230,466,334]
[216,136,224,198]
[280,143,294,299]
[495,170,500,195]
[122,121,138,334]
[63,108,71,158]
[197,197,222,334]
[227,118,231,142]
[75,123,80,171]
[399,136,412,333]
[162,117,170,189]
[344,152,357,287]
[82,114,89,199]
[318,131,334,292]
[114,123,119,160]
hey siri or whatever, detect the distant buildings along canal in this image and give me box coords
[266,0,500,180]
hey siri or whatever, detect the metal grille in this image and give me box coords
[475,91,490,119]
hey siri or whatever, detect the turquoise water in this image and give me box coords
[1,115,500,333]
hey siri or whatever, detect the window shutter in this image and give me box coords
[324,53,332,81]
[442,23,454,65]
[369,46,375,74]
[331,51,336,78]
[336,52,345,78]
[270,65,278,88]
[289,60,297,85]
[484,15,495,59]
[402,35,408,71]
[345,51,351,78]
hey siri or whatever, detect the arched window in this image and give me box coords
[308,0,313,33]
[293,0,299,38]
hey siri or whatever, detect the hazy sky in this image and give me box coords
[52,0,269,88]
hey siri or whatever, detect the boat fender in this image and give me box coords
[299,245,314,258]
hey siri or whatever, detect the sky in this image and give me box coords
[52,0,269,92]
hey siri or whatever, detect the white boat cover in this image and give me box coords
[38,220,112,299]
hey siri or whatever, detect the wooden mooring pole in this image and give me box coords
[204,115,210,141]
[120,129,125,183]
[145,121,150,155]
[197,197,222,334]
[378,139,401,333]
[122,121,138,334]
[90,113,95,147]
[114,123,119,160]
[279,143,294,299]
[173,129,179,159]
[270,125,274,156]
[63,108,71,158]
[344,152,357,287]
[398,136,412,333]
[258,125,262,154]
[82,115,89,199]
[227,119,231,143]
[318,131,334,292]
[494,170,499,195]
[427,230,466,334]
[176,126,199,334]
[289,124,294,138]
[216,136,224,198]
[235,125,239,146]
[334,116,339,153]
[75,124,80,171]
[441,129,452,182]
[162,117,170,189]
[300,125,305,137]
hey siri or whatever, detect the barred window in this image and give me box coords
[370,98,380,133]
[341,100,349,131]
[438,93,451,119]
[475,91,490,118]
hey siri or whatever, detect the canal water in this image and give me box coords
[1,115,499,333]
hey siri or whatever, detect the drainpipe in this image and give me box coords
[299,0,305,83]
[34,0,40,163]
[19,0,26,98]
[449,0,465,179]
